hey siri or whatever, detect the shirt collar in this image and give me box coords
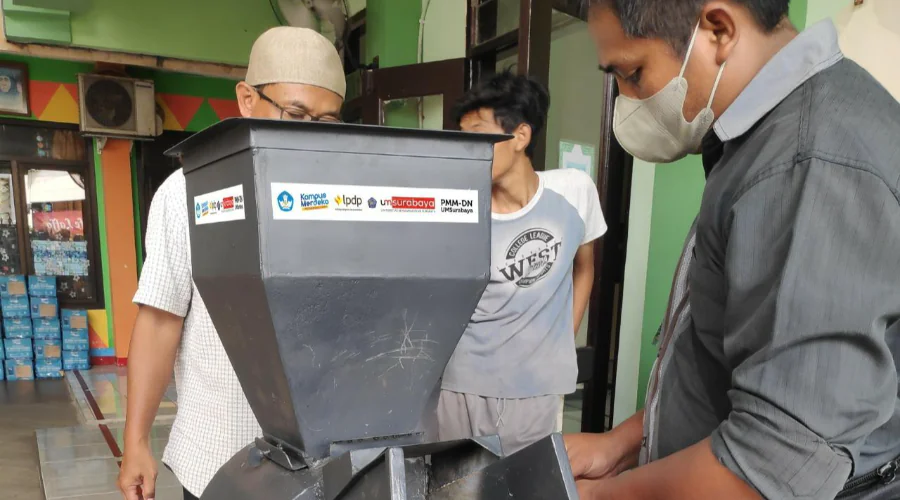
[713,20,844,142]
[700,131,724,178]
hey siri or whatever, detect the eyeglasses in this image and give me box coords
[255,87,342,123]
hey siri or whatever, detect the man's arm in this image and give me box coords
[124,306,183,449]
[578,438,760,500]
[566,408,644,480]
[584,160,900,499]
[572,243,595,334]
[119,306,183,500]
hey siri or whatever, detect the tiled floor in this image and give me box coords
[33,367,183,500]
[0,378,80,500]
[65,367,178,425]
[562,390,583,434]
[13,366,598,500]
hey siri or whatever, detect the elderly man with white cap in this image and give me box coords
[119,27,346,500]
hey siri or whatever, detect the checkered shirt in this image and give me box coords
[133,169,262,497]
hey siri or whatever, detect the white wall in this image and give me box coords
[613,160,654,425]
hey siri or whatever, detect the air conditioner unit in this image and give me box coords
[77,74,157,139]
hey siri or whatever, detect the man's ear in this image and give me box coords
[235,82,257,118]
[513,123,533,154]
[700,3,739,65]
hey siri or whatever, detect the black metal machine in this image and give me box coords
[170,118,579,499]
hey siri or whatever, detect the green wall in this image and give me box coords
[5,0,279,66]
[69,0,278,65]
[365,0,420,68]
[365,0,422,128]
[128,67,238,98]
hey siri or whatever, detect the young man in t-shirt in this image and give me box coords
[437,72,606,455]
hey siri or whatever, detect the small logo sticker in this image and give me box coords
[277,191,294,212]
[193,185,245,226]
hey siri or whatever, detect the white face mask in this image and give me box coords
[613,24,727,164]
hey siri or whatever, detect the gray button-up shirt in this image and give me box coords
[649,20,900,499]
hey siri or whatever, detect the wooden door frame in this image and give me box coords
[343,58,466,129]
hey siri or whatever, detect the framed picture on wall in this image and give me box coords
[0,62,30,117]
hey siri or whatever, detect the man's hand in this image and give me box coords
[565,409,643,481]
[118,441,158,500]
[575,478,614,500]
[565,432,633,480]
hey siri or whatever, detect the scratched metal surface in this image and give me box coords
[183,120,495,461]
[202,435,578,500]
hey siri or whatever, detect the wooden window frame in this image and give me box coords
[0,118,105,310]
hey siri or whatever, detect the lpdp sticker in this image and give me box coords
[194,185,245,225]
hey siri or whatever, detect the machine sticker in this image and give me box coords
[270,183,479,223]
[194,185,246,225]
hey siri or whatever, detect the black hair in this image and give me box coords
[453,71,550,159]
[584,0,790,55]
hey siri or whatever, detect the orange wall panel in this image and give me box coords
[100,139,139,359]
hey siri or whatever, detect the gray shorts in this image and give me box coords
[435,389,563,456]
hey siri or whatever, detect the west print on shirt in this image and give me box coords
[500,228,563,288]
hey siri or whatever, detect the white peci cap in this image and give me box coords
[244,26,346,99]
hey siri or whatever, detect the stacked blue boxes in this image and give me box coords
[1,276,32,381]
[30,276,62,378]
[62,309,90,371]
[1,275,33,380]
[0,275,91,378]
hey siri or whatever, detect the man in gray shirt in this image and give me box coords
[437,72,606,455]
[566,0,900,499]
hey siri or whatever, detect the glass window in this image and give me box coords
[24,168,96,302]
[0,162,21,275]
[473,0,520,44]
[0,126,86,161]
[0,123,101,309]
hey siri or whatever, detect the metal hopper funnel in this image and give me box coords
[170,118,504,462]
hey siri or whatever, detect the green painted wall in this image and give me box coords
[93,138,115,352]
[129,67,238,97]
[2,0,72,44]
[10,0,279,66]
[365,0,420,68]
[0,53,239,93]
[789,0,809,28]
[366,0,421,128]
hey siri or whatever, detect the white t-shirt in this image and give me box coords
[133,169,261,497]
[442,168,606,398]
